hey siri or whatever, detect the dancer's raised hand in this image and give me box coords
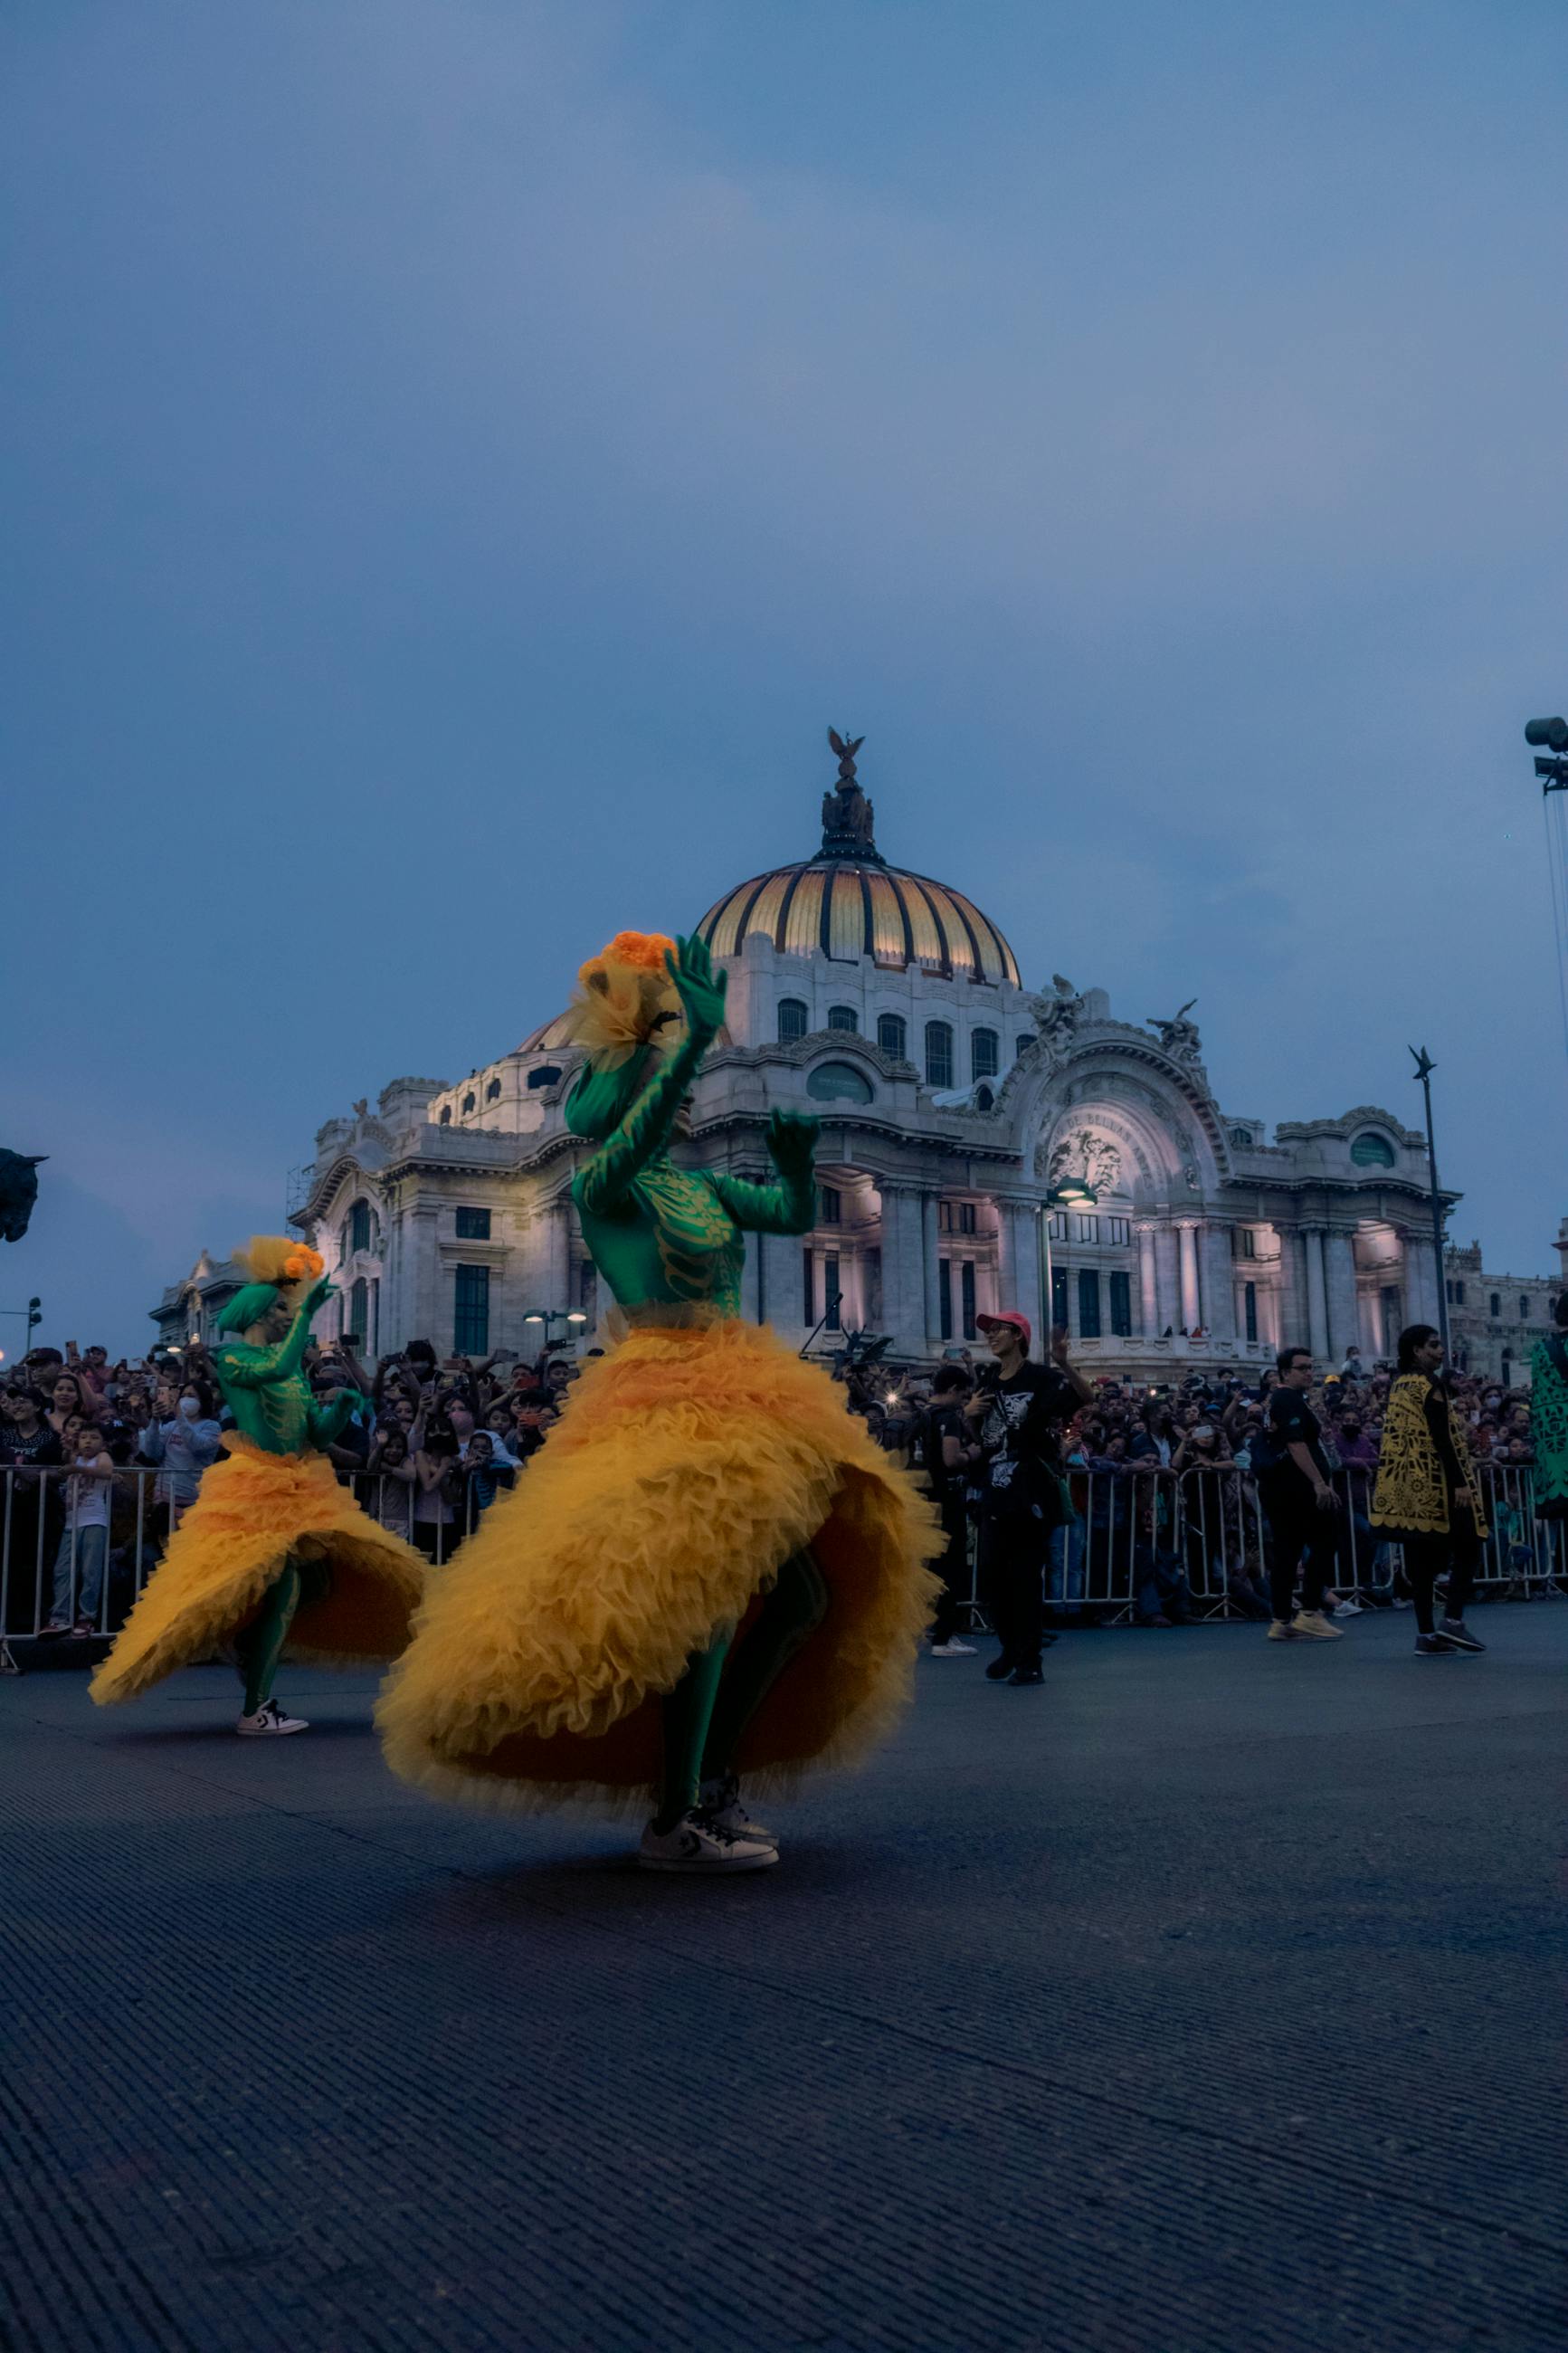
[664,933,727,1043]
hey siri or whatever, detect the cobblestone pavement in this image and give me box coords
[3,1606,1565,2353]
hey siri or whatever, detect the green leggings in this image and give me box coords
[654,1549,830,1831]
[236,1562,302,1715]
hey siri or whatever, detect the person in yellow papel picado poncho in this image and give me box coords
[377,931,943,1872]
[91,1239,425,1735]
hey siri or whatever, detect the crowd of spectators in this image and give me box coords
[0,1336,591,1634]
[0,1330,1552,1642]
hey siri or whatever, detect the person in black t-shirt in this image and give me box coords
[921,1365,981,1655]
[965,1310,1089,1684]
[1255,1346,1345,1641]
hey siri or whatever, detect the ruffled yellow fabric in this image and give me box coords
[375,1319,945,1815]
[90,1436,425,1705]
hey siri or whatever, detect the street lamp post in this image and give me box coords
[1409,1046,1450,1361]
[1036,1181,1097,1343]
[521,1307,589,1354]
[1525,717,1568,1062]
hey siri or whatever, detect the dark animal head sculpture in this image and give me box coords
[0,1151,45,1243]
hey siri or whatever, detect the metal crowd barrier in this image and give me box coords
[4,1453,1563,1670]
[946,1460,1568,1632]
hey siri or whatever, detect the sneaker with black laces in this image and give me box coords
[236,1699,309,1736]
[1413,1633,1453,1657]
[698,1773,775,1846]
[638,1808,778,1874]
[1438,1615,1486,1653]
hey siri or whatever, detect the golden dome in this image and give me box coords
[696,733,1020,986]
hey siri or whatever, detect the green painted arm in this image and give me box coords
[575,1032,709,1215]
[308,1387,368,1450]
[709,1110,819,1235]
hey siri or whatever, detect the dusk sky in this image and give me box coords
[5,0,1567,1357]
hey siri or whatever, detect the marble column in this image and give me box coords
[1324,1231,1357,1362]
[1202,1225,1235,1339]
[1304,1228,1330,1360]
[1177,1223,1202,1330]
[998,1200,1042,1332]
[1136,1224,1158,1334]
[404,1204,441,1351]
[1154,1225,1181,1333]
[759,1229,803,1337]
[877,1186,926,1357]
[921,1190,942,1345]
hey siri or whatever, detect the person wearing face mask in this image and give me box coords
[138,1378,223,1533]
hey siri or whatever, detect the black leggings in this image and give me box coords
[929,1505,971,1644]
[1402,1522,1481,1635]
[1264,1497,1340,1624]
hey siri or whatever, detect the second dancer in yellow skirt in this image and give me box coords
[377,930,943,1871]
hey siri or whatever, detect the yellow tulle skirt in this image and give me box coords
[376,1317,945,1814]
[90,1436,426,1705]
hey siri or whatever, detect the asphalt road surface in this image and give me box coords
[4,1605,1564,2352]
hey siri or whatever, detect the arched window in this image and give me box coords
[925,1021,954,1088]
[1350,1130,1395,1167]
[461,1091,476,1115]
[805,1060,874,1104]
[974,1084,994,1112]
[348,1277,368,1346]
[1229,1126,1254,1148]
[877,1013,908,1061]
[1014,1034,1035,1060]
[1520,1294,1531,1320]
[1490,1292,1501,1318]
[971,1027,999,1081]
[486,1077,502,1101]
[439,1106,452,1126]
[827,1005,859,1034]
[527,1064,563,1090]
[346,1199,375,1257]
[777,998,809,1043]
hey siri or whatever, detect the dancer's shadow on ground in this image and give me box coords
[407,1836,858,1936]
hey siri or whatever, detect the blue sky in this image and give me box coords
[5,0,1566,1354]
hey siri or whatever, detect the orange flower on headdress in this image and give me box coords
[566,930,680,1066]
[233,1235,325,1289]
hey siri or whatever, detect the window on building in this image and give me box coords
[974,1084,994,1111]
[347,1199,373,1255]
[1241,1230,1258,1260]
[1244,1281,1258,1343]
[925,1021,954,1088]
[1075,1214,1099,1243]
[805,1060,874,1103]
[1015,1034,1035,1060]
[959,1202,977,1235]
[778,998,810,1043]
[486,1077,502,1101]
[1490,1291,1501,1317]
[971,1027,999,1081]
[1520,1295,1531,1320]
[823,1253,841,1331]
[877,1013,908,1060]
[1457,1281,1466,1305]
[461,1091,476,1115]
[453,1264,490,1356]
[1107,1216,1131,1246]
[369,1277,380,1356]
[348,1277,368,1348]
[818,1185,841,1224]
[827,1005,859,1033]
[1049,1211,1069,1242]
[527,1064,563,1090]
[1501,1350,1514,1385]
[1078,1268,1102,1339]
[938,1258,953,1340]
[1381,1284,1402,1357]
[1350,1130,1397,1167]
[456,1205,491,1242]
[1229,1126,1254,1148]
[439,1106,451,1126]
[1109,1270,1132,1338]
[938,1201,955,1234]
[803,1249,814,1324]
[960,1262,977,1340]
[1051,1264,1069,1331]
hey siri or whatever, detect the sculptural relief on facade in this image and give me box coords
[1023,974,1086,1059]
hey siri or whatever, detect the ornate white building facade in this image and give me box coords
[277,742,1455,1379]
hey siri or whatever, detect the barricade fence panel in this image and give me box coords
[4,1454,1563,1662]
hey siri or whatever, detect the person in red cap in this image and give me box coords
[965,1310,1091,1683]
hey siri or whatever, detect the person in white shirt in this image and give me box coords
[43,1414,116,1637]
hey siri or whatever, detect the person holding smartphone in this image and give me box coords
[965,1311,1089,1685]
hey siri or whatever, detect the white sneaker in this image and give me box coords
[1332,1597,1364,1618]
[1289,1610,1344,1641]
[236,1699,309,1736]
[638,1808,778,1873]
[929,1639,977,1657]
[698,1773,775,1845]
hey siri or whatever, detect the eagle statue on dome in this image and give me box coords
[821,728,877,853]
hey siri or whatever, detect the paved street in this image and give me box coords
[3,1607,1565,2353]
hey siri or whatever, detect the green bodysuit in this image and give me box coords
[566,934,827,1829]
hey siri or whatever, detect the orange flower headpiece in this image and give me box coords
[565,930,680,1069]
[233,1236,326,1291]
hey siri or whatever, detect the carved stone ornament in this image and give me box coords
[1046,1129,1123,1194]
[1024,974,1087,1055]
[1147,998,1202,1063]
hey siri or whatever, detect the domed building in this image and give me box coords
[275,736,1451,1377]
